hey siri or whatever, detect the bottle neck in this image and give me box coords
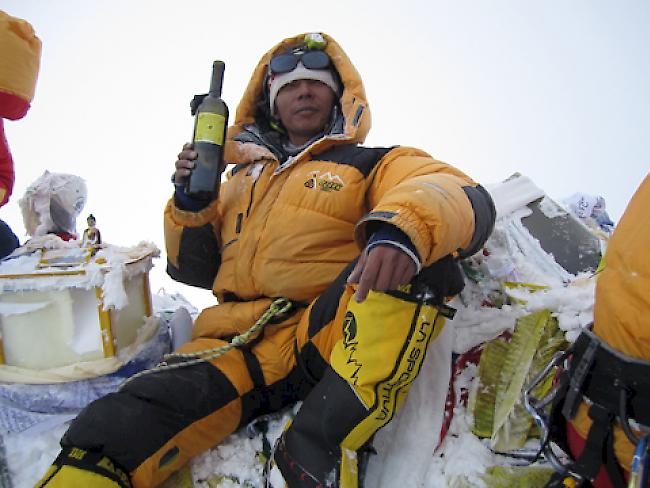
[209,61,225,97]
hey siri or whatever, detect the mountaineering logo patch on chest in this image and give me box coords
[304,170,345,192]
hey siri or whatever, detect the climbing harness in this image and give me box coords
[525,329,650,487]
[121,298,293,388]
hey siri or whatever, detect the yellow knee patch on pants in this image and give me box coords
[35,447,131,488]
[330,288,445,452]
[35,465,127,488]
[35,460,130,488]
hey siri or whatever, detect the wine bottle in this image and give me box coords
[185,60,229,200]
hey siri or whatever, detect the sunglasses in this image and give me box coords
[269,50,331,75]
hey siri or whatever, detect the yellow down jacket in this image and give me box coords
[164,32,494,342]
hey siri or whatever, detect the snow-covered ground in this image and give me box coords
[1,176,607,487]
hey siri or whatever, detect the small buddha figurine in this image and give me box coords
[81,214,101,251]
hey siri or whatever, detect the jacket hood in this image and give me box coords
[229,32,371,149]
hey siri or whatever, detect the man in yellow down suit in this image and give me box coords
[37,32,496,488]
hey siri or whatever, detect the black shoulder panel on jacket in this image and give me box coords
[457,185,497,259]
[166,223,221,290]
[311,144,395,178]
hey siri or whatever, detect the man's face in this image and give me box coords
[275,79,336,146]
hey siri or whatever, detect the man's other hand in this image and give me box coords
[347,245,417,303]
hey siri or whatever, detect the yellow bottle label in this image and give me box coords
[194,112,226,145]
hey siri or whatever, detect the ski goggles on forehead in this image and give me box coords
[269,50,331,75]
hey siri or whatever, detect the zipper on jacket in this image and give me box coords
[235,213,243,234]
[246,164,267,217]
[235,163,267,236]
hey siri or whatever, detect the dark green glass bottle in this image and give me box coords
[186,60,229,200]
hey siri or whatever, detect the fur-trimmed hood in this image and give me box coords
[225,33,371,163]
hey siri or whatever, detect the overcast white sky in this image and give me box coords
[2,0,649,308]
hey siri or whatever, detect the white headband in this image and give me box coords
[268,62,340,116]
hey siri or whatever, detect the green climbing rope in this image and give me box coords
[121,298,293,388]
